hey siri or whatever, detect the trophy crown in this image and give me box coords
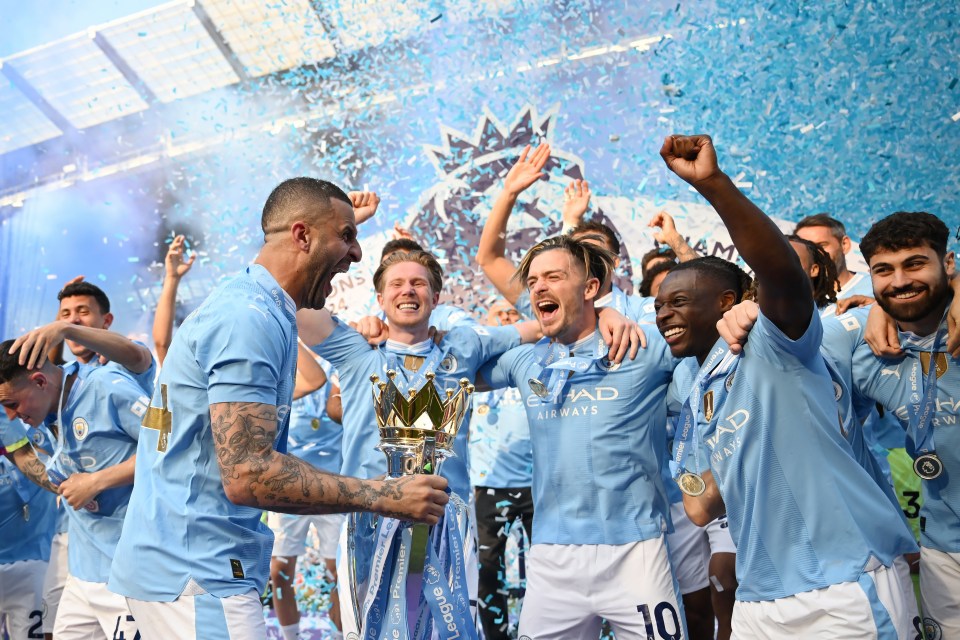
[370,372,474,442]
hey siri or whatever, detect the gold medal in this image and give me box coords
[677,472,706,497]
[476,404,490,415]
[311,418,320,430]
[703,391,714,422]
[920,352,949,379]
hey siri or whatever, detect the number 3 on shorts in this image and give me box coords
[637,602,683,640]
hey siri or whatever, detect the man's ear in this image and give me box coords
[810,264,820,279]
[719,289,738,313]
[583,276,601,301]
[101,312,114,330]
[290,221,310,252]
[27,371,48,390]
[841,235,852,255]
[944,251,955,278]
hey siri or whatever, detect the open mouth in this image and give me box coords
[536,300,560,322]
[660,325,686,345]
[397,301,420,312]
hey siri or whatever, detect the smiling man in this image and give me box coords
[845,212,960,639]
[653,135,917,638]
[479,235,682,640]
[106,178,450,640]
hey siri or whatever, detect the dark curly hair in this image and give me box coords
[860,212,949,263]
[787,235,839,309]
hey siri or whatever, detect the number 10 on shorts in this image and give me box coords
[637,602,682,640]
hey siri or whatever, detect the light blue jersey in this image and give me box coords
[52,362,146,583]
[110,264,298,601]
[20,420,69,536]
[820,309,903,497]
[287,359,342,474]
[0,453,57,564]
[480,327,676,545]
[468,388,533,488]
[680,309,917,602]
[313,321,520,499]
[516,285,651,322]
[0,414,29,455]
[821,271,875,317]
[430,303,477,330]
[851,313,960,553]
[0,415,58,562]
[74,339,157,396]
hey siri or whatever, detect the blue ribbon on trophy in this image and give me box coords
[346,370,479,639]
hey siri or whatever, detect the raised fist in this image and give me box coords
[659,135,722,187]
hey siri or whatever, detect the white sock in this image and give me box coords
[279,622,300,640]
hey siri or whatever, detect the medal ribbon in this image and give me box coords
[363,502,477,639]
[900,312,948,457]
[530,334,607,404]
[672,339,740,480]
[385,341,447,395]
[45,361,79,485]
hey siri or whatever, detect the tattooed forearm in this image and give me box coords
[209,402,445,522]
[9,447,59,494]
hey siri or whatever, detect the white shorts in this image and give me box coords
[125,580,263,640]
[705,515,737,555]
[666,502,710,594]
[54,573,139,640]
[518,536,686,640]
[42,530,68,633]
[0,559,46,640]
[268,511,344,559]
[731,561,913,639]
[919,546,960,640]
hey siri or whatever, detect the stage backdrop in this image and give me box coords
[0,0,956,340]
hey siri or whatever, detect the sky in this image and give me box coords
[0,0,164,57]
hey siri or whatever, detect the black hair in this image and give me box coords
[668,256,753,302]
[639,259,676,297]
[261,177,352,236]
[787,235,839,309]
[794,213,847,241]
[860,212,949,263]
[0,340,28,385]
[58,282,110,314]
[641,246,677,276]
[380,238,424,262]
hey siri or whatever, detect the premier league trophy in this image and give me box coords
[342,370,478,640]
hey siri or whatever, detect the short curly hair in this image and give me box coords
[860,212,949,263]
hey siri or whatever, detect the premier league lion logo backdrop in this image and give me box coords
[324,104,822,322]
[406,106,636,310]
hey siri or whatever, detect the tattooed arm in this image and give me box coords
[209,401,449,523]
[6,445,59,494]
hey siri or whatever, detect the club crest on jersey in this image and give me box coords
[725,371,736,391]
[73,418,89,441]
[439,354,458,373]
[30,430,45,446]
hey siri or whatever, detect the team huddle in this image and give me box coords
[0,134,956,640]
